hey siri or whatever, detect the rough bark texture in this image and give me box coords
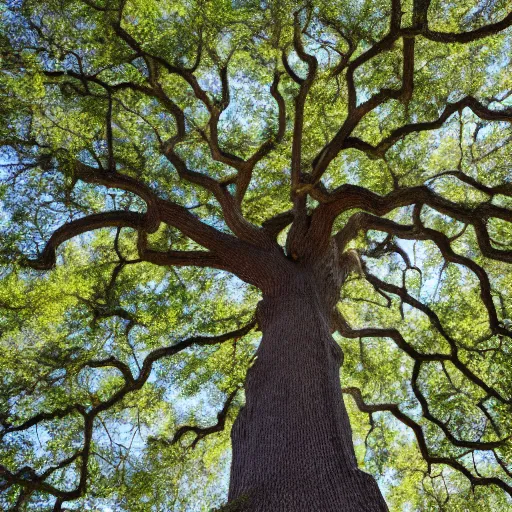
[229,268,388,511]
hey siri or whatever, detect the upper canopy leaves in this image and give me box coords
[1,0,512,510]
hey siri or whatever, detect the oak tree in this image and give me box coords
[1,0,512,510]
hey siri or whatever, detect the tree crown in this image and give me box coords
[1,0,512,509]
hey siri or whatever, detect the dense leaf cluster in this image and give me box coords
[1,0,512,510]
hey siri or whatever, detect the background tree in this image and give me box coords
[1,0,512,510]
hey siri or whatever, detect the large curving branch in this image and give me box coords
[336,212,512,336]
[409,360,511,450]
[310,0,411,182]
[108,13,286,211]
[342,97,512,159]
[309,0,512,184]
[360,267,512,405]
[151,387,240,449]
[234,71,287,205]
[42,47,281,249]
[426,170,512,198]
[334,308,450,364]
[0,320,256,507]
[408,7,512,44]
[279,10,321,260]
[335,287,511,407]
[342,386,512,497]
[284,10,318,195]
[309,183,512,258]
[335,211,512,405]
[24,211,148,270]
[25,154,284,277]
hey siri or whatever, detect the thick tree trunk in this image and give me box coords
[228,282,388,511]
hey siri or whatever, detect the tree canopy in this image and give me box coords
[1,0,512,510]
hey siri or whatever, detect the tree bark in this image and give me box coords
[228,277,388,511]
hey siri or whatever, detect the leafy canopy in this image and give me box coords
[1,0,512,510]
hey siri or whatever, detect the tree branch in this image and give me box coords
[0,320,256,505]
[154,387,240,449]
[343,386,512,496]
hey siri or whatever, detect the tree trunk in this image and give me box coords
[228,281,388,511]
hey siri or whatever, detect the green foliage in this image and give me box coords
[1,0,512,510]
